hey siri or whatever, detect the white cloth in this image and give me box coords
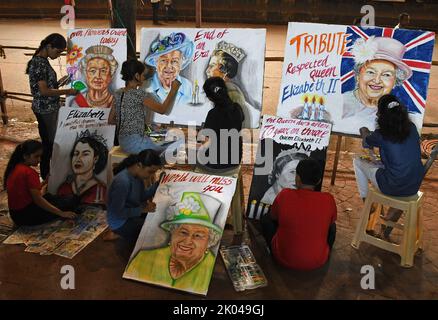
[335,90,377,134]
[353,156,384,198]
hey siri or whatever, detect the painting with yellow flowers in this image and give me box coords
[123,170,237,296]
[65,28,127,108]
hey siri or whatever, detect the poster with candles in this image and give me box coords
[139,28,266,128]
[246,115,332,220]
[276,22,435,135]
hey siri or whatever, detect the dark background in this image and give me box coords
[0,0,437,31]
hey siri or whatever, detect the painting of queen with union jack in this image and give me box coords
[339,26,435,133]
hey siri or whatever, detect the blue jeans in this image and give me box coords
[119,134,167,154]
[119,134,185,165]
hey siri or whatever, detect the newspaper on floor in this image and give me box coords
[0,211,15,243]
[4,208,107,258]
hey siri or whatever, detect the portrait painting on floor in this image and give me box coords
[48,107,115,209]
[123,170,237,296]
[246,115,332,219]
[65,28,127,108]
[139,28,266,128]
[276,22,435,135]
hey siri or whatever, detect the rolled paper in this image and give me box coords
[248,199,257,219]
[256,202,264,220]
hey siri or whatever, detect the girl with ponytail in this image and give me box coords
[353,94,423,239]
[106,149,163,242]
[27,33,78,180]
[197,76,244,172]
[108,59,183,157]
[4,140,77,226]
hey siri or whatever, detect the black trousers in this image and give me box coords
[34,111,58,180]
[261,214,337,252]
[152,2,160,23]
[164,3,177,20]
[9,194,79,227]
[113,215,146,245]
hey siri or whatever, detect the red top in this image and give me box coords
[6,164,41,210]
[57,181,107,205]
[270,188,337,271]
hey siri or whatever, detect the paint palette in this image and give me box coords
[220,245,268,292]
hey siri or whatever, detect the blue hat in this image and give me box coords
[145,32,194,70]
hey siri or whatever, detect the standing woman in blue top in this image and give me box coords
[26,33,78,180]
[106,149,163,243]
[353,94,423,238]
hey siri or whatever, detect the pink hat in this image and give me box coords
[351,36,412,80]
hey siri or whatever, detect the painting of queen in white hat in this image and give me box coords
[70,45,119,108]
[144,32,194,106]
[340,36,412,131]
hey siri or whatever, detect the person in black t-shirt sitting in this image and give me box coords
[196,77,245,172]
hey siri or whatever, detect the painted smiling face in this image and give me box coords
[85,58,112,91]
[358,59,397,102]
[170,224,210,264]
[72,142,96,175]
[155,50,182,90]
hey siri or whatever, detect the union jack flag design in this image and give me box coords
[341,26,435,115]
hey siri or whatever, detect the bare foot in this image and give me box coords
[103,230,120,241]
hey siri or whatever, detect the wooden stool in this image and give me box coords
[194,165,244,235]
[107,146,130,184]
[351,187,424,268]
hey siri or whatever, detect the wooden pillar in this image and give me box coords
[330,135,343,185]
[110,0,137,59]
[0,66,8,125]
[196,0,202,28]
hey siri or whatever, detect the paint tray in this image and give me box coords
[220,244,268,292]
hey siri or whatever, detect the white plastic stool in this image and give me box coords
[351,187,424,268]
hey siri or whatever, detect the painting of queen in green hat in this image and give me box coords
[124,191,222,295]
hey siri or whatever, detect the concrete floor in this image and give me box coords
[0,18,438,299]
[1,152,437,300]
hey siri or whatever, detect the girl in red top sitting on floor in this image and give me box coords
[4,140,77,226]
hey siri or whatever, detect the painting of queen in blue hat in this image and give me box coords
[144,32,194,106]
